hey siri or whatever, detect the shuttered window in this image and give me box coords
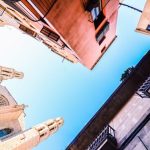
[19,24,37,37]
[41,26,59,41]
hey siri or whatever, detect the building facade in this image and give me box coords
[0,0,119,69]
[136,0,150,36]
[67,51,150,150]
[0,66,64,150]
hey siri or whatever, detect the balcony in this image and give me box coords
[136,76,150,98]
[87,125,117,150]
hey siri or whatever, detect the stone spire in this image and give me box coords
[34,117,64,142]
[0,66,24,82]
[0,66,64,149]
[0,117,64,150]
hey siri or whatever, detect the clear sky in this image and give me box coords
[0,0,149,149]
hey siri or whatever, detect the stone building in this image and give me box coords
[0,66,64,150]
[0,0,119,69]
[67,50,150,150]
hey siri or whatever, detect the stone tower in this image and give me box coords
[0,66,64,150]
[0,66,24,82]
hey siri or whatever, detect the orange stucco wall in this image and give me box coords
[45,0,119,69]
[20,0,119,69]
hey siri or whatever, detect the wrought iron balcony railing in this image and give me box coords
[136,76,150,98]
[87,125,117,150]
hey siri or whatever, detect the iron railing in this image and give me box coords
[136,76,150,98]
[87,125,116,150]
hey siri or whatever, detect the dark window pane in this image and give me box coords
[146,25,150,31]
[96,22,109,43]
[93,12,105,29]
[99,36,105,45]
[85,0,101,11]
[0,128,12,138]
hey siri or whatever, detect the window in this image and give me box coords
[47,122,54,127]
[49,127,56,132]
[91,7,100,21]
[96,22,109,44]
[85,0,104,28]
[98,36,105,45]
[146,25,150,31]
[101,46,106,53]
[85,0,101,12]
[19,24,37,37]
[41,26,60,42]
[37,126,45,132]
[0,128,12,138]
[0,95,9,106]
[92,10,105,29]
[40,133,45,137]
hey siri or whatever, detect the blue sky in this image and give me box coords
[0,0,149,149]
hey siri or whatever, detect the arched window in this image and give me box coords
[0,95,9,106]
[0,128,12,138]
